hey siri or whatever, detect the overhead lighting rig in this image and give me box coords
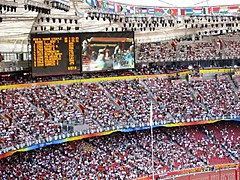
[86,8,240,32]
[24,0,50,14]
[50,0,70,12]
[36,15,78,25]
[0,0,18,12]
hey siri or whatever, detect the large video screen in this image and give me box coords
[31,33,81,76]
[81,32,135,72]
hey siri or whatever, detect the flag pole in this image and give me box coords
[150,101,154,180]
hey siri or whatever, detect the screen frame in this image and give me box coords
[30,31,135,77]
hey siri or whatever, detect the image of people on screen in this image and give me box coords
[81,35,135,72]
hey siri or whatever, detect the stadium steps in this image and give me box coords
[98,82,124,109]
[98,82,137,126]
[138,78,158,104]
[188,83,207,112]
[141,78,175,122]
[55,85,84,115]
[200,125,237,163]
[125,131,169,173]
[58,83,106,128]
[100,80,151,125]
[18,91,45,116]
[162,127,206,166]
[226,75,240,101]
[183,125,234,165]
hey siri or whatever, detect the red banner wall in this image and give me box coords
[164,168,238,180]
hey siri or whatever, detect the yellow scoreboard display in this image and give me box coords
[31,34,81,76]
[31,31,135,76]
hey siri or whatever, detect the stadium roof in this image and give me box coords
[0,0,239,52]
[111,0,239,7]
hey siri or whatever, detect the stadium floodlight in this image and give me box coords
[24,0,50,14]
[0,0,18,12]
[50,0,70,12]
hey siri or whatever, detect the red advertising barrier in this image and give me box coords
[162,169,237,180]
[136,163,240,180]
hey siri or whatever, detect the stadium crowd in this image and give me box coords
[0,89,62,151]
[0,121,239,179]
[189,78,239,117]
[1,34,240,86]
[220,33,240,59]
[0,75,240,153]
[0,64,187,86]
[136,34,240,63]
[164,125,235,165]
[143,78,209,122]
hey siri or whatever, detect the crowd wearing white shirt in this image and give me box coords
[0,121,239,179]
[0,76,240,153]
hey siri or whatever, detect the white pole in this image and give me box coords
[150,101,154,180]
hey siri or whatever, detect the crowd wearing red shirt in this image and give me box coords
[0,75,240,155]
[136,33,240,63]
[0,121,239,179]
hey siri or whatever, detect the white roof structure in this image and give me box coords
[0,0,88,51]
[111,0,239,7]
[0,0,239,52]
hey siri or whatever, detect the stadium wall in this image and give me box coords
[137,164,240,180]
[0,74,175,90]
[165,169,239,180]
[0,68,234,90]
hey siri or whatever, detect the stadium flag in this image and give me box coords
[40,108,50,118]
[86,0,97,6]
[203,7,211,15]
[121,4,127,13]
[155,96,162,102]
[86,0,91,6]
[115,3,121,13]
[116,98,122,106]
[154,7,163,15]
[212,7,220,14]
[193,7,202,15]
[185,8,193,15]
[77,104,85,114]
[2,114,12,125]
[170,8,178,16]
[171,41,177,51]
[102,0,108,10]
[177,8,181,16]
[219,6,228,14]
[114,112,119,118]
[127,6,134,14]
[96,0,102,8]
[148,7,155,15]
[180,8,186,15]
[91,0,97,6]
[140,8,148,14]
[228,5,238,13]
[135,7,140,14]
[216,38,224,50]
[108,2,115,11]
[163,8,171,16]
[0,137,3,144]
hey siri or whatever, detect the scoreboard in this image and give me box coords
[31,32,135,76]
[31,34,81,76]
